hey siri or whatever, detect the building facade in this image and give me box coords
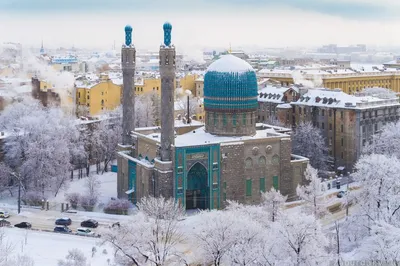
[117,25,309,209]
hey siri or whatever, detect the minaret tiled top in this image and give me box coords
[124,25,132,46]
[163,22,172,46]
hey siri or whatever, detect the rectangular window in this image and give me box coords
[243,113,246,125]
[299,107,302,114]
[259,177,266,193]
[233,114,237,126]
[341,138,344,147]
[329,138,332,146]
[213,113,217,126]
[341,111,344,119]
[375,124,378,131]
[87,95,90,100]
[223,114,227,126]
[329,110,332,117]
[329,123,332,130]
[78,92,80,98]
[375,110,378,117]
[322,122,325,129]
[341,124,344,133]
[273,176,279,190]
[246,179,252,197]
[322,110,325,116]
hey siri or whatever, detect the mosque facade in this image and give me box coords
[117,23,309,209]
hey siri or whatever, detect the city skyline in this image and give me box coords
[1,0,400,51]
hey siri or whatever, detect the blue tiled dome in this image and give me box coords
[204,54,258,112]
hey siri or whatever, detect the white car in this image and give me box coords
[0,211,9,218]
[76,228,95,236]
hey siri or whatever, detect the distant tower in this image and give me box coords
[40,40,45,55]
[121,25,136,145]
[159,22,176,161]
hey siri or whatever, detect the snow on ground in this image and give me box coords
[3,227,113,266]
[52,171,118,206]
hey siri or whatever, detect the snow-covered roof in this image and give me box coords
[207,54,254,73]
[143,124,289,147]
[258,85,291,103]
[291,88,400,110]
[277,103,292,109]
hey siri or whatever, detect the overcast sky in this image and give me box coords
[1,0,400,51]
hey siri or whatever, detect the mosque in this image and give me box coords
[117,23,309,209]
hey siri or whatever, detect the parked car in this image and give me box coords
[55,218,72,226]
[54,226,72,233]
[337,191,346,198]
[80,219,98,228]
[0,211,10,218]
[14,222,32,229]
[76,228,95,237]
[0,219,10,227]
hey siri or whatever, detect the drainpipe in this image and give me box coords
[333,109,337,170]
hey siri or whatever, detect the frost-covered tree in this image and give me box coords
[292,122,330,170]
[274,212,329,266]
[100,196,185,266]
[100,108,122,173]
[135,93,155,128]
[175,95,199,122]
[0,99,76,197]
[261,188,287,222]
[296,164,326,218]
[58,248,87,266]
[364,122,400,159]
[356,221,400,264]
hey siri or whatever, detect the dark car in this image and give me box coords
[14,222,32,229]
[54,226,72,233]
[81,219,98,228]
[0,219,10,227]
[55,218,72,226]
[337,191,346,198]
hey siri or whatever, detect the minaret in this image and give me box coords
[121,25,136,145]
[159,22,176,161]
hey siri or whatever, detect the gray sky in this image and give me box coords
[1,0,400,50]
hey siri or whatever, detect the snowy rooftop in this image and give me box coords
[207,54,254,73]
[258,85,292,103]
[143,124,289,147]
[291,88,400,109]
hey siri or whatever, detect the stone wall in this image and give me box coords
[205,111,257,136]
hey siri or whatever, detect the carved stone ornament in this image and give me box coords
[266,145,272,153]
[252,147,259,156]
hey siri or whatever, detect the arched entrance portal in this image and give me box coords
[186,162,208,210]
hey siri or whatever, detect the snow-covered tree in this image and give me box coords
[58,248,87,266]
[292,122,330,170]
[363,122,400,159]
[174,94,199,122]
[135,93,155,128]
[261,188,287,222]
[356,221,400,264]
[101,196,185,266]
[85,175,101,203]
[296,164,326,218]
[273,212,330,266]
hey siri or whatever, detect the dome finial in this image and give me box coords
[124,25,133,46]
[163,22,172,46]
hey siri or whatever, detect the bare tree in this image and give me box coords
[58,248,88,266]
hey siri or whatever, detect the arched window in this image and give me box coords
[258,156,266,166]
[272,154,279,165]
[245,158,253,169]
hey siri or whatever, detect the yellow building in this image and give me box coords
[179,74,199,94]
[194,77,204,97]
[258,68,400,94]
[76,74,121,116]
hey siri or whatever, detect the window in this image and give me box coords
[341,111,344,119]
[260,177,266,193]
[316,122,319,128]
[101,99,104,106]
[101,92,104,95]
[341,138,344,147]
[329,123,332,130]
[243,113,246,125]
[329,138,332,146]
[341,124,344,133]
[322,110,325,116]
[213,113,217,125]
[273,176,279,190]
[87,95,90,100]
[363,112,366,119]
[246,179,252,197]
[233,113,237,126]
[223,114,227,126]
[157,87,159,90]
[374,124,378,131]
[322,122,325,129]
[245,158,253,168]
[78,92,81,98]
[141,88,143,92]
[299,107,302,115]
[375,110,378,117]
[329,110,332,117]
